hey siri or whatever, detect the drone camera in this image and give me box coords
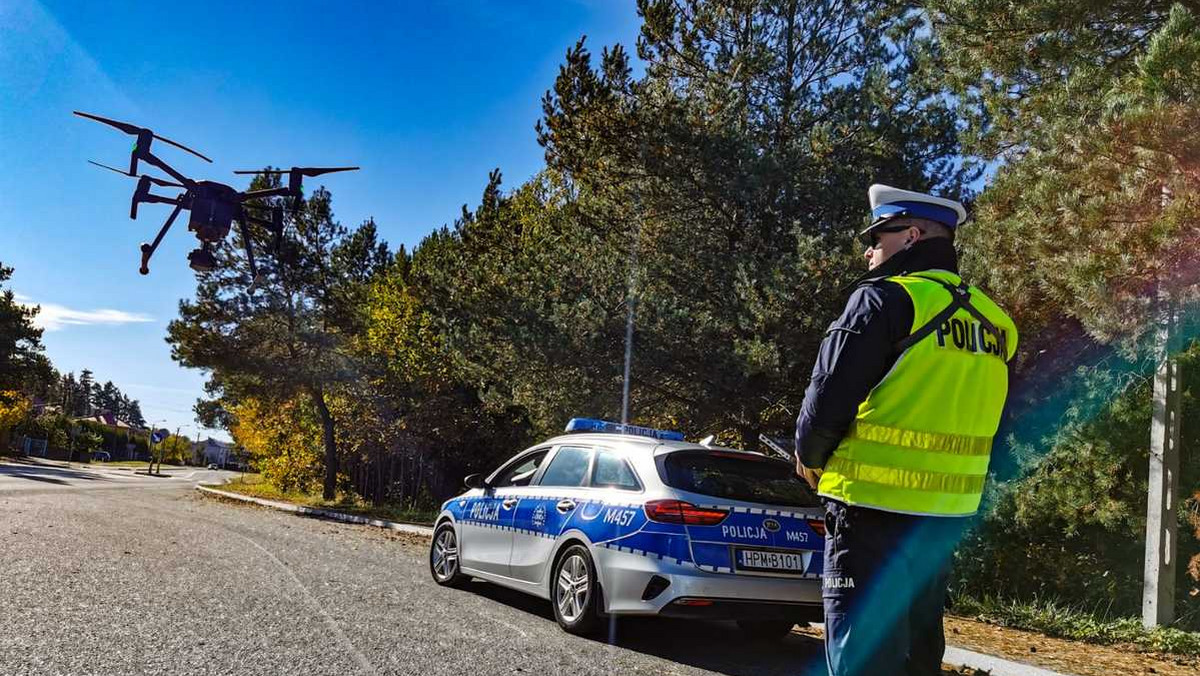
[187,247,217,272]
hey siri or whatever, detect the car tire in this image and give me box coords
[736,619,796,641]
[429,523,468,587]
[551,544,602,635]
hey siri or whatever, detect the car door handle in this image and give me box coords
[556,499,576,513]
[502,498,519,510]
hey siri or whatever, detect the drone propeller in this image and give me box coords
[87,160,186,188]
[74,111,214,163]
[234,166,359,210]
[233,166,359,177]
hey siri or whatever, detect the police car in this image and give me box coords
[430,418,825,638]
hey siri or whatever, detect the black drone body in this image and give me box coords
[75,110,357,279]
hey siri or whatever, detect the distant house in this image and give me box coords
[74,412,143,460]
[193,438,247,469]
[74,411,139,432]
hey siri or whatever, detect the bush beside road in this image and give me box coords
[950,593,1200,657]
[216,473,437,525]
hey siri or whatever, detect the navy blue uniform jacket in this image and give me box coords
[795,238,960,470]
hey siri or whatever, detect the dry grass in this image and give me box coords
[215,473,437,525]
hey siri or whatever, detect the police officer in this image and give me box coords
[795,185,1017,675]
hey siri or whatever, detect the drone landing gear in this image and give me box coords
[139,202,184,275]
[238,218,262,285]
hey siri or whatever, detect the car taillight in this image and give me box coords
[807,518,826,537]
[643,499,729,526]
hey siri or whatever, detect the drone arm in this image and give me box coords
[131,189,182,219]
[239,187,294,201]
[139,202,184,275]
[140,150,194,188]
[142,193,181,206]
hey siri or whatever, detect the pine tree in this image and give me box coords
[125,399,146,429]
[168,178,392,500]
[441,0,975,446]
[0,260,49,391]
[77,369,94,417]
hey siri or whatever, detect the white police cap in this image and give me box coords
[865,184,967,232]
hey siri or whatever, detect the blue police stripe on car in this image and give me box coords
[447,494,822,576]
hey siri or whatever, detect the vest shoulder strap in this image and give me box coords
[894,275,1008,358]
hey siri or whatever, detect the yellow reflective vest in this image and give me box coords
[817,270,1018,517]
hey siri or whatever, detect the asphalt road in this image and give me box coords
[0,460,829,676]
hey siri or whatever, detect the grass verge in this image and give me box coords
[102,461,189,469]
[950,592,1200,656]
[213,473,437,525]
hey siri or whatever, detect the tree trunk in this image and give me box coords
[310,385,338,500]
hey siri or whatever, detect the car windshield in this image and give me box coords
[659,450,817,507]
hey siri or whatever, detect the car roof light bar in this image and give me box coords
[564,418,685,442]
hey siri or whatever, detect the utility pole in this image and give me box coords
[622,137,647,426]
[621,241,637,426]
[1143,182,1182,629]
[1143,291,1182,628]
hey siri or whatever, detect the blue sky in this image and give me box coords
[0,0,642,440]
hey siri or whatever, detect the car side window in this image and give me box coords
[537,446,593,488]
[493,449,549,488]
[591,449,641,491]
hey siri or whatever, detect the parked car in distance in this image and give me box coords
[91,451,111,462]
[206,463,218,470]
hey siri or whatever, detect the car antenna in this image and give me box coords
[757,434,794,463]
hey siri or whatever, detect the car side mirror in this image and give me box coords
[464,473,486,490]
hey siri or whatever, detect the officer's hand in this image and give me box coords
[795,458,821,491]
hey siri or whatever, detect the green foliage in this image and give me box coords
[936,3,1200,354]
[924,0,1200,627]
[167,176,391,499]
[955,340,1200,627]
[421,0,974,449]
[217,473,438,524]
[154,434,193,465]
[0,260,51,392]
[76,430,103,453]
[16,413,71,449]
[950,592,1200,656]
[231,397,323,494]
[0,390,31,432]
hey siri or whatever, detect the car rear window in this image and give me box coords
[659,450,818,507]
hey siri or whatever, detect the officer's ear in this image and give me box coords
[905,225,924,247]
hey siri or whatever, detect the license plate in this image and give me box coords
[735,548,807,574]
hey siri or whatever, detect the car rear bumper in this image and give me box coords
[595,546,823,618]
[658,597,824,622]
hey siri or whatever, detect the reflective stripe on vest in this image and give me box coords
[817,270,1018,517]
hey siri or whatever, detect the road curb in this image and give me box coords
[944,646,1073,676]
[195,485,435,536]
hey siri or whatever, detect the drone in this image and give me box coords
[74,110,358,279]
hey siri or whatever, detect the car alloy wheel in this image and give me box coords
[551,544,601,635]
[429,523,466,587]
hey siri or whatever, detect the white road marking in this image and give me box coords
[233,531,380,676]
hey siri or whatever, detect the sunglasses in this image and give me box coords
[860,224,914,247]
